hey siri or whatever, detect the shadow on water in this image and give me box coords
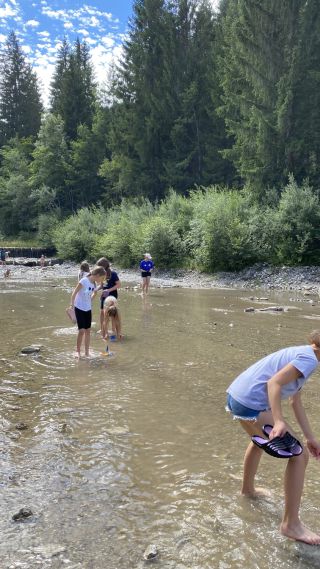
[1,278,320,567]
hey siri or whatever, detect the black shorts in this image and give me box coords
[141,271,151,278]
[75,306,92,329]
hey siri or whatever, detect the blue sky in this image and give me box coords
[0,0,134,104]
[0,0,219,106]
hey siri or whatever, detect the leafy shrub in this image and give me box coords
[92,198,154,266]
[37,210,61,247]
[189,186,276,271]
[53,206,106,261]
[141,216,186,268]
[274,176,320,265]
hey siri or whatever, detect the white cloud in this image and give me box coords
[64,22,74,29]
[77,28,89,36]
[101,35,115,48]
[0,2,19,18]
[22,44,32,54]
[0,33,7,43]
[26,19,40,28]
[37,30,50,37]
[85,37,97,45]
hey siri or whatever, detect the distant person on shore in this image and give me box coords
[140,253,154,294]
[69,266,106,358]
[4,267,10,278]
[95,257,121,333]
[39,254,46,268]
[102,296,122,340]
[0,249,4,265]
[226,331,320,545]
[78,260,90,281]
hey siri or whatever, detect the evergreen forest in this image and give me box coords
[1,0,320,271]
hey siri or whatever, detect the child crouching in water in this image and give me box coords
[102,296,122,340]
[226,330,320,545]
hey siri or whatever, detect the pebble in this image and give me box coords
[12,507,33,521]
[143,544,159,561]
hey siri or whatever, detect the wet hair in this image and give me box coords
[80,260,90,273]
[96,257,111,279]
[308,330,320,348]
[89,266,106,279]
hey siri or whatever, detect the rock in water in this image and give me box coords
[21,345,42,354]
[12,507,33,521]
[143,544,159,561]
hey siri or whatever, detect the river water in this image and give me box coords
[1,275,320,568]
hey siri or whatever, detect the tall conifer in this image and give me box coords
[0,31,42,146]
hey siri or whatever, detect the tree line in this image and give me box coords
[0,0,319,269]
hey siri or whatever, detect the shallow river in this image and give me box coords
[1,275,320,568]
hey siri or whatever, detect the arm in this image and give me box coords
[267,363,302,438]
[70,282,82,307]
[107,279,121,295]
[291,391,320,458]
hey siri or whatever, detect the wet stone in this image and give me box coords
[15,422,28,430]
[12,507,33,521]
[20,345,42,354]
[143,544,159,561]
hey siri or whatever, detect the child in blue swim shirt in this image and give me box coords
[140,253,154,294]
[226,331,320,545]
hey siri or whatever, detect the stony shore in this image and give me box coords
[1,260,320,293]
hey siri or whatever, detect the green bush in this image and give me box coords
[274,176,320,265]
[37,210,61,247]
[92,198,154,266]
[53,206,106,261]
[141,216,186,268]
[189,187,276,271]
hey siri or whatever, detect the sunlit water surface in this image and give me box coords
[1,274,320,568]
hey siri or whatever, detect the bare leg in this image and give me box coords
[239,411,273,497]
[100,308,104,333]
[145,276,151,294]
[84,329,91,356]
[76,329,85,356]
[142,278,147,294]
[240,414,320,543]
[281,451,320,544]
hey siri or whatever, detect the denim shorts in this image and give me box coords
[226,393,263,421]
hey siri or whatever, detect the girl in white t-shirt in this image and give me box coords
[226,331,320,545]
[69,266,106,358]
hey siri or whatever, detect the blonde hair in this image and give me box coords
[308,330,320,348]
[107,305,118,318]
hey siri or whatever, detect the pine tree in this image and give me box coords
[30,114,71,211]
[50,38,96,140]
[218,0,302,194]
[0,137,35,234]
[0,31,42,146]
[67,108,111,209]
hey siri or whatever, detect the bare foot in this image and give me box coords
[281,521,320,545]
[241,486,273,499]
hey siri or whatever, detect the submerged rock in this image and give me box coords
[20,345,42,354]
[15,422,28,430]
[12,507,33,521]
[143,544,159,561]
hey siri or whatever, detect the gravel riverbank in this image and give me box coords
[1,260,320,293]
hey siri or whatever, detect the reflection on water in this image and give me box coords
[1,279,320,568]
